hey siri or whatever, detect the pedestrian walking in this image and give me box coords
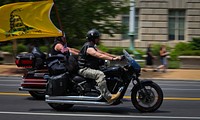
[154,45,169,72]
[146,44,155,68]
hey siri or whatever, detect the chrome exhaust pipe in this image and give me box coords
[19,87,46,92]
[45,86,124,105]
[45,95,103,101]
[46,99,110,106]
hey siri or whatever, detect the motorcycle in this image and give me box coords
[15,47,48,99]
[45,50,163,112]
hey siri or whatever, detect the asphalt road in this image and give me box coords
[0,76,200,120]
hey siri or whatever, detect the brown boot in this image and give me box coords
[107,92,121,103]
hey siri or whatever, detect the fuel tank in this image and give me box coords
[103,66,124,77]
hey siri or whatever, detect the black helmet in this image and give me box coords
[86,29,100,42]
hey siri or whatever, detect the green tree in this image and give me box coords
[51,0,129,46]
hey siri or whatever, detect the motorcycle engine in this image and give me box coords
[72,76,100,96]
[106,76,123,93]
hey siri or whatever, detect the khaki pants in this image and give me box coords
[78,67,112,101]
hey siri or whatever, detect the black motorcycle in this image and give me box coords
[45,50,163,112]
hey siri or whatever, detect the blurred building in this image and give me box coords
[101,0,200,49]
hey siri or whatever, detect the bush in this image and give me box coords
[168,60,180,69]
[172,39,200,56]
[17,44,27,53]
[190,37,200,50]
[39,46,48,53]
[135,49,145,56]
[173,42,192,53]
[179,50,200,56]
[0,45,13,53]
[169,51,179,61]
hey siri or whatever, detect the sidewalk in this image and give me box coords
[0,64,200,80]
[140,68,200,81]
[0,64,26,77]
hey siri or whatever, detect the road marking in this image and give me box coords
[0,111,200,119]
[123,96,200,101]
[0,92,30,96]
[0,92,200,101]
[164,97,200,101]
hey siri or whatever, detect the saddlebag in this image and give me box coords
[15,53,35,68]
[46,72,69,96]
[47,55,67,76]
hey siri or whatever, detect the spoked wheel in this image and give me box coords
[131,81,163,112]
[48,103,74,111]
[29,91,45,100]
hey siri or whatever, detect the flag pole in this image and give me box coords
[52,0,64,36]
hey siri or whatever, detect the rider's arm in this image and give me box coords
[96,48,121,60]
[87,47,114,61]
[68,47,80,55]
[55,43,69,53]
[96,48,117,58]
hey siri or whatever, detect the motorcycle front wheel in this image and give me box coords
[131,81,163,112]
[48,103,74,111]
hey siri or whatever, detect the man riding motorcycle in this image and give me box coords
[78,29,122,103]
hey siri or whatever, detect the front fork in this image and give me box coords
[131,75,153,96]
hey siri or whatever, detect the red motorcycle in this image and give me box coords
[15,47,48,99]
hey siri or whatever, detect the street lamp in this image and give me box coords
[129,0,135,51]
[129,0,140,59]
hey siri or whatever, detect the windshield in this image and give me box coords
[123,49,141,73]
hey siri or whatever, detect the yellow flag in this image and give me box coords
[0,1,62,42]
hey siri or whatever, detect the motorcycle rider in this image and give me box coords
[51,33,79,56]
[78,29,121,103]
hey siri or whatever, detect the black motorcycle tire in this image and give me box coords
[131,81,163,112]
[29,91,45,100]
[48,103,74,111]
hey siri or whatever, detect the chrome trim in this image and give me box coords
[45,95,102,101]
[19,87,45,92]
[46,99,110,106]
[45,86,124,104]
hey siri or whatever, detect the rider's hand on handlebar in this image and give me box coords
[112,56,121,61]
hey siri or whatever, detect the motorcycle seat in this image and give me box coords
[72,75,86,83]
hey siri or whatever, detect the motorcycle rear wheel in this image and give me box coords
[131,82,163,112]
[48,103,74,111]
[29,91,45,100]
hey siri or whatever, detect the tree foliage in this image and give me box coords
[52,0,129,46]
